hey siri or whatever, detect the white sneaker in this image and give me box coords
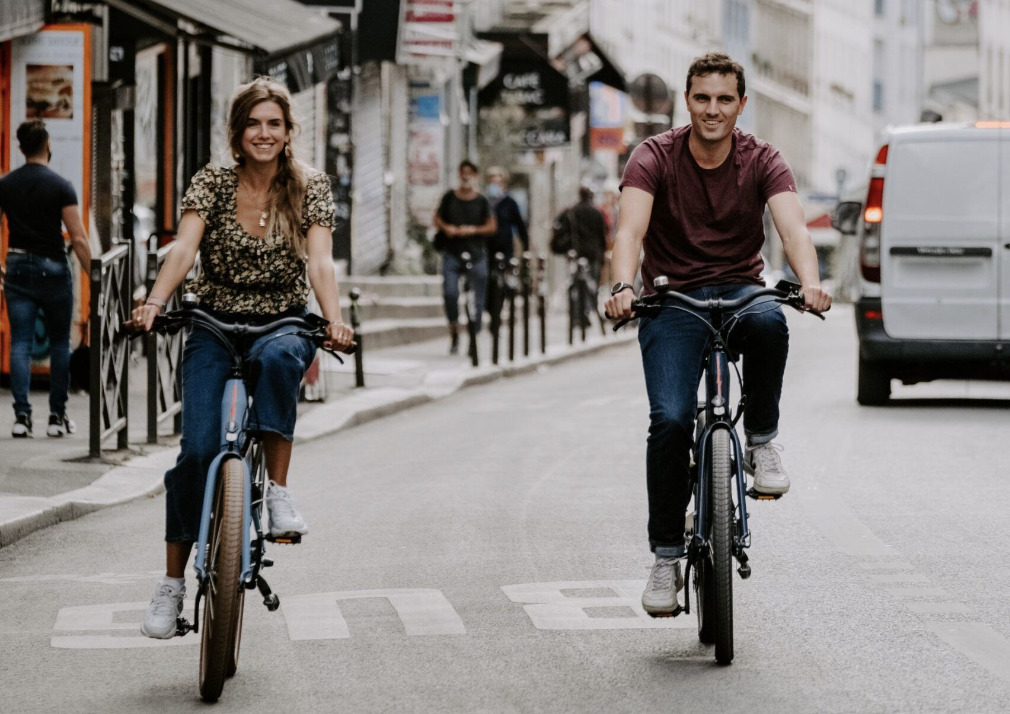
[641,557,684,616]
[266,481,309,537]
[140,581,186,639]
[11,414,32,438]
[745,442,791,495]
[46,413,76,437]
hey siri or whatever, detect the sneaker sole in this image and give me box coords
[752,481,790,495]
[139,623,178,639]
[46,428,66,437]
[12,432,31,438]
[643,602,683,618]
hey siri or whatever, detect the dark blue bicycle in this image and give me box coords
[131,296,353,701]
[613,278,823,665]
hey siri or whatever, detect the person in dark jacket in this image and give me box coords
[485,167,528,260]
[554,186,608,323]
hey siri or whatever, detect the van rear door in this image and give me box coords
[999,126,1010,339]
[881,128,1000,340]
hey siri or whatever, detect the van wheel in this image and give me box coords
[857,357,891,405]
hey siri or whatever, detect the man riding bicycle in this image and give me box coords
[604,53,832,617]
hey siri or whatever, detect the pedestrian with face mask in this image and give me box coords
[432,160,497,355]
[485,167,528,261]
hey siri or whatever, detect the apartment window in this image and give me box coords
[874,0,885,16]
[873,80,884,112]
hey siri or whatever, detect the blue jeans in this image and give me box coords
[441,250,487,331]
[164,311,316,542]
[3,252,74,417]
[638,284,789,556]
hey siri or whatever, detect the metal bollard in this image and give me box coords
[507,257,519,361]
[567,250,578,345]
[521,251,532,357]
[537,254,547,354]
[490,252,506,365]
[349,288,365,388]
[461,251,479,367]
[577,257,590,343]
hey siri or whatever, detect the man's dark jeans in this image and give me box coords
[637,284,789,557]
[4,252,74,417]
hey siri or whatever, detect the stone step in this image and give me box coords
[340,296,444,323]
[341,275,443,299]
[354,318,448,350]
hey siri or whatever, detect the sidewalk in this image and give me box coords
[0,308,634,548]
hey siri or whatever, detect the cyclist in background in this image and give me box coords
[130,77,353,639]
[604,53,831,616]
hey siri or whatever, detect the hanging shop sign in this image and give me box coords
[7,25,91,220]
[589,81,628,152]
[255,33,345,94]
[478,62,571,150]
[397,0,459,64]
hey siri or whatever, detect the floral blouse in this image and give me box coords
[181,164,336,314]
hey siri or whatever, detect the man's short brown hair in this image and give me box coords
[16,119,49,157]
[686,52,746,100]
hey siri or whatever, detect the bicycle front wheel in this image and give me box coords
[710,428,735,665]
[199,457,246,701]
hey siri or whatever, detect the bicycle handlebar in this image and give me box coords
[124,306,357,355]
[606,281,825,332]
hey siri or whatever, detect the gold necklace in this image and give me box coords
[239,179,269,228]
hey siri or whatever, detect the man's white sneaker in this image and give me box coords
[641,557,684,616]
[266,481,309,537]
[11,414,32,438]
[140,581,186,639]
[745,442,791,495]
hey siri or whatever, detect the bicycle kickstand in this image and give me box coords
[257,576,281,611]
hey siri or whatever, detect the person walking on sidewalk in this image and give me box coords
[433,160,496,355]
[129,78,354,639]
[552,186,608,324]
[485,166,528,325]
[0,120,91,438]
[604,53,831,616]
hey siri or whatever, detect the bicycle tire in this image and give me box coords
[710,429,734,664]
[692,410,718,644]
[226,589,245,678]
[199,457,245,701]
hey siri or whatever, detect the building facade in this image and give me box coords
[979,0,1010,119]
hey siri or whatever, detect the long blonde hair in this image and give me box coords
[227,77,308,256]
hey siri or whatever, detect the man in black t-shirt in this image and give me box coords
[0,120,91,438]
[432,160,496,355]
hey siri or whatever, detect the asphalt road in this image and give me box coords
[2,305,1010,713]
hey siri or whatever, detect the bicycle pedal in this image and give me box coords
[263,594,280,612]
[746,488,781,501]
[175,617,195,637]
[645,606,683,619]
[266,533,302,544]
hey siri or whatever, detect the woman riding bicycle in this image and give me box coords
[130,77,354,639]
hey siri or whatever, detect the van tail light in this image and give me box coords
[860,144,887,283]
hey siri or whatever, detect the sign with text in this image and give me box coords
[478,62,571,149]
[397,0,458,63]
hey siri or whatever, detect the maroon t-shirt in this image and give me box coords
[619,126,796,294]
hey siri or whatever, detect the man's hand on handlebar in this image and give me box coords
[604,287,636,321]
[130,303,161,332]
[324,322,355,353]
[799,284,832,314]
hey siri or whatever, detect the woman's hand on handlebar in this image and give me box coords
[800,284,832,314]
[130,303,161,332]
[604,287,636,321]
[324,321,355,352]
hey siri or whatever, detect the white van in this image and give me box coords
[835,122,1010,405]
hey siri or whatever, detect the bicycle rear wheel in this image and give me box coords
[199,457,245,701]
[709,429,735,664]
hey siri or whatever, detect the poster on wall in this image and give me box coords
[407,84,444,227]
[8,26,90,216]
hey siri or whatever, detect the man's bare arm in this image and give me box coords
[604,187,654,319]
[767,191,832,312]
[61,204,92,268]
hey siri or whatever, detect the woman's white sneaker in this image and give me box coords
[266,481,309,537]
[140,580,186,639]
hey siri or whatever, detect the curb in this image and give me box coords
[0,331,636,549]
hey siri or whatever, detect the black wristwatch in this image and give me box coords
[611,282,634,296]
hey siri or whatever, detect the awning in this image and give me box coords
[0,0,45,44]
[464,39,503,90]
[554,33,625,92]
[112,0,342,57]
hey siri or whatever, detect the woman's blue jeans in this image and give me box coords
[3,253,74,417]
[638,284,789,557]
[164,312,316,542]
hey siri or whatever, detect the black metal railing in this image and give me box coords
[89,241,132,457]
[146,237,184,444]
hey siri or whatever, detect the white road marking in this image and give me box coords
[798,486,895,557]
[2,571,162,585]
[501,581,695,630]
[281,589,466,640]
[904,602,972,615]
[885,588,949,598]
[51,602,196,649]
[925,623,1010,684]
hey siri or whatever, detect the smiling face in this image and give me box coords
[684,72,747,146]
[240,100,289,166]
